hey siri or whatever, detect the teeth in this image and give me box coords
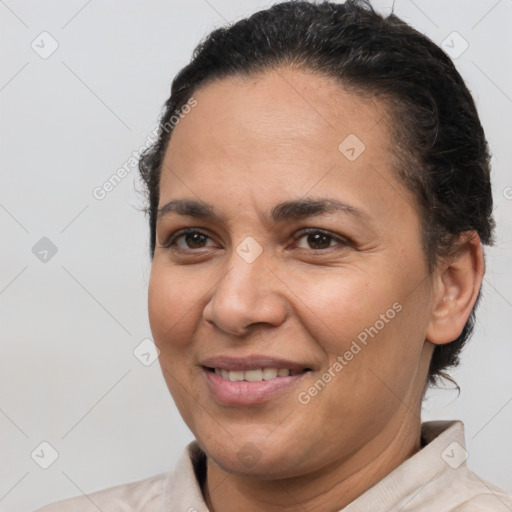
[214,367,293,382]
[228,370,244,382]
[262,367,278,380]
[245,369,262,382]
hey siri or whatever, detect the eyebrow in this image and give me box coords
[157,197,368,224]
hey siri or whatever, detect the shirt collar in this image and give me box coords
[342,420,466,511]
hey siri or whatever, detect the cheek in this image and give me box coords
[292,265,427,388]
[291,268,393,352]
[147,265,206,419]
[147,262,204,351]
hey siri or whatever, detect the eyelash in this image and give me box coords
[161,227,350,253]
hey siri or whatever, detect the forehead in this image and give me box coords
[171,67,391,153]
[159,67,412,221]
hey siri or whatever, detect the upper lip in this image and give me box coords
[201,355,312,373]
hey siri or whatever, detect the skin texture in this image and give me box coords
[148,67,484,512]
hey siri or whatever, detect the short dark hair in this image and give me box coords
[139,0,495,386]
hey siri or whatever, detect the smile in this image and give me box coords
[202,365,312,406]
[208,367,307,382]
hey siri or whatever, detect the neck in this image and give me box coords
[204,411,422,512]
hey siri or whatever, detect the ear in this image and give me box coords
[426,232,484,345]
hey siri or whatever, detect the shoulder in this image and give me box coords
[371,421,512,512]
[451,493,512,511]
[33,441,208,512]
[33,472,169,512]
[448,471,512,512]
[415,455,512,512]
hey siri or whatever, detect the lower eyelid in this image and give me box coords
[296,237,342,249]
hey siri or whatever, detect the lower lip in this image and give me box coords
[203,368,308,406]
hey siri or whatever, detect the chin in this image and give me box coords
[197,431,309,479]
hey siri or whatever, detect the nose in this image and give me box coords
[202,249,288,337]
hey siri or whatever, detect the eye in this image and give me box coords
[292,228,350,251]
[160,227,350,253]
[161,228,216,250]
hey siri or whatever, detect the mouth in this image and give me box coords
[200,354,314,407]
[200,357,313,406]
[204,366,311,382]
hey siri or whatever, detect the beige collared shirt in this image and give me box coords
[35,421,512,511]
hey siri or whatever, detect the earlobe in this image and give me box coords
[426,232,484,345]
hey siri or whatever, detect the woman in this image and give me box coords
[36,0,512,510]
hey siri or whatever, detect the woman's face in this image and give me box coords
[148,68,436,478]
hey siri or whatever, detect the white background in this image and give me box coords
[1,0,511,510]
